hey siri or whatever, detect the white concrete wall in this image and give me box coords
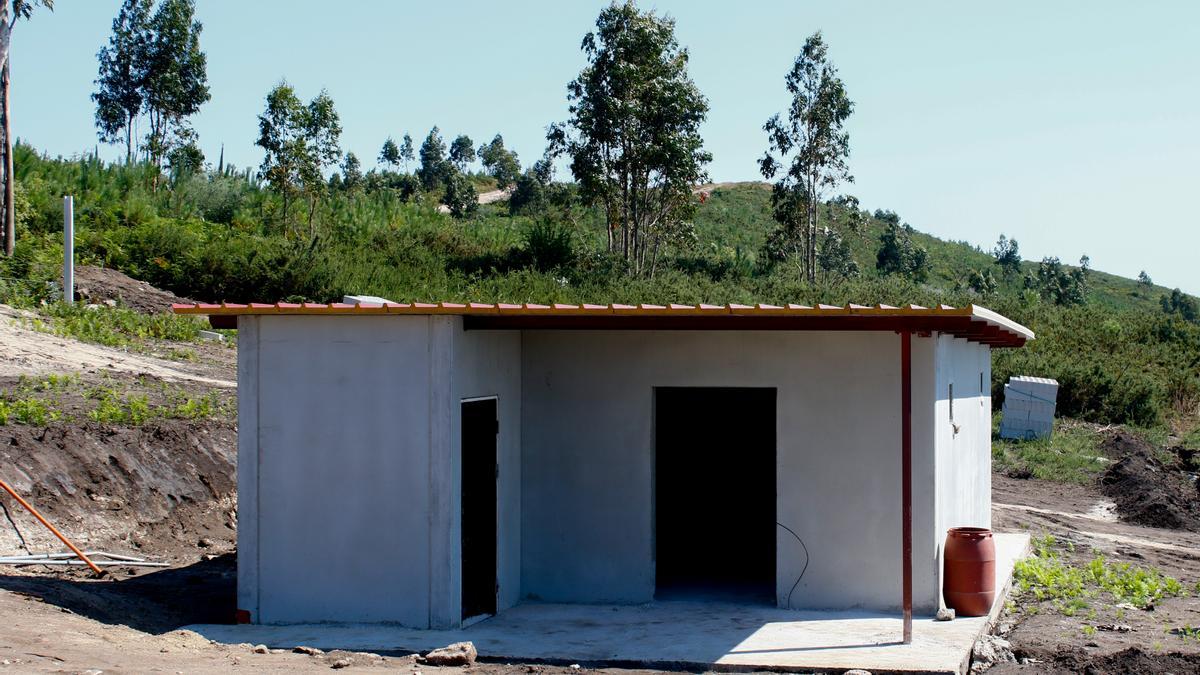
[933,335,993,597]
[240,317,987,624]
[519,330,941,612]
[241,315,445,626]
[449,325,522,616]
[240,315,520,628]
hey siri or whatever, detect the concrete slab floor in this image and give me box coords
[188,533,1029,675]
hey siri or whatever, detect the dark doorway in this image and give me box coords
[655,387,776,602]
[461,398,498,620]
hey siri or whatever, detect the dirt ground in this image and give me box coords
[5,460,1199,673]
[990,473,1200,673]
[0,572,664,673]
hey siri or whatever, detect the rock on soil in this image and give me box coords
[73,265,192,314]
[971,635,1016,673]
[1099,431,1200,532]
[421,641,477,666]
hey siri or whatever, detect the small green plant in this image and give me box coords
[168,391,228,420]
[28,302,204,349]
[1015,534,1187,614]
[1081,624,1096,636]
[1060,597,1090,616]
[0,397,60,426]
[1014,553,1086,603]
[1084,556,1184,607]
[88,393,151,425]
[1173,625,1200,642]
[30,373,78,392]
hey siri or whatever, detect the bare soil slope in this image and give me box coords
[1099,431,1200,531]
[73,264,193,313]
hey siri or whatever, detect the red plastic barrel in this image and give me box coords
[943,527,996,617]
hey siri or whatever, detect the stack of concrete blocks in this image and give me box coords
[999,376,1058,440]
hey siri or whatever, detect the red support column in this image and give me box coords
[901,331,913,644]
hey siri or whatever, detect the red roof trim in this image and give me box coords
[170,302,1033,348]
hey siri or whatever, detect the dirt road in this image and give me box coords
[0,304,235,388]
[435,187,512,214]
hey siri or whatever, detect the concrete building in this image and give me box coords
[175,301,1032,636]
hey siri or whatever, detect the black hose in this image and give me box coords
[776,521,809,609]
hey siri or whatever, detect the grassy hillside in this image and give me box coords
[2,147,1197,431]
[692,183,1175,314]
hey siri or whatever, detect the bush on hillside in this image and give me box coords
[7,145,1199,429]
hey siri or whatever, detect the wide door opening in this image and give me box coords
[655,387,776,602]
[461,398,498,621]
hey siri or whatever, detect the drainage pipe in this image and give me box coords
[0,478,103,576]
[900,330,913,644]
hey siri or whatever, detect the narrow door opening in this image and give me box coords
[655,387,776,603]
[461,398,498,622]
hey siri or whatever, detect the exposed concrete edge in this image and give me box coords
[956,532,1032,675]
[474,655,958,675]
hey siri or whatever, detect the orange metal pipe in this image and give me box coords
[0,478,104,576]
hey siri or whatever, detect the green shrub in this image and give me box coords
[9,144,1200,430]
[524,220,576,272]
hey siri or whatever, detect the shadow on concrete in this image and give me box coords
[0,553,236,634]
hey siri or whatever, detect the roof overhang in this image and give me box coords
[173,302,1033,348]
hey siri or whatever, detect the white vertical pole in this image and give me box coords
[63,195,73,305]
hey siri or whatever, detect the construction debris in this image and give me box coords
[1000,376,1058,440]
[0,550,168,568]
[421,642,477,667]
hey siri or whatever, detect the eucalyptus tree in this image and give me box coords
[340,151,362,192]
[0,0,50,72]
[140,0,209,170]
[399,133,414,172]
[548,0,710,276]
[478,134,520,189]
[93,0,152,163]
[816,229,858,283]
[876,222,929,282]
[448,134,475,172]
[442,170,477,219]
[378,137,400,170]
[992,234,1021,277]
[0,0,53,257]
[417,127,448,191]
[759,32,854,283]
[256,82,342,235]
[1030,256,1090,306]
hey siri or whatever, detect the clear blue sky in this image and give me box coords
[13,1,1200,293]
